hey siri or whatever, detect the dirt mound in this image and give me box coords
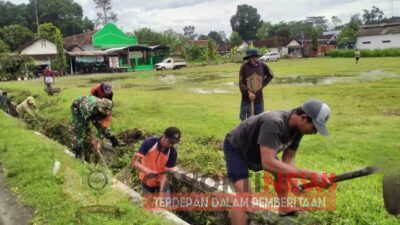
[117,128,150,145]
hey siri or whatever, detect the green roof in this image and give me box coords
[92,23,138,49]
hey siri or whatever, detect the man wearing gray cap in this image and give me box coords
[223,99,332,225]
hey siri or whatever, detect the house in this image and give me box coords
[217,42,232,55]
[356,22,400,50]
[14,38,57,68]
[253,38,302,57]
[322,30,341,44]
[63,23,168,73]
[187,40,208,47]
[302,33,337,57]
[64,30,96,51]
[237,42,249,51]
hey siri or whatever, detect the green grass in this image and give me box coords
[1,57,400,224]
[0,113,171,225]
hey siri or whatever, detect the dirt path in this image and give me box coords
[0,163,34,225]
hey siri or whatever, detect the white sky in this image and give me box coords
[9,0,400,35]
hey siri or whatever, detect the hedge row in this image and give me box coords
[329,48,400,58]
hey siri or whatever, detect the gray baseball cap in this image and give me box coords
[301,99,331,136]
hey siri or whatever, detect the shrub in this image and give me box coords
[0,53,35,80]
[329,48,400,58]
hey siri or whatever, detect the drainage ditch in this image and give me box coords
[2,100,296,225]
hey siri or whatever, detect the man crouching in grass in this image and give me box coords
[132,127,180,195]
[224,99,333,225]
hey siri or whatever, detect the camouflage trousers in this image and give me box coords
[71,111,100,163]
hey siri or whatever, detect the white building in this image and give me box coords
[14,38,57,67]
[356,22,400,50]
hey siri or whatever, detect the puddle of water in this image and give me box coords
[158,74,178,84]
[359,69,399,80]
[158,74,225,84]
[186,74,224,83]
[190,88,231,94]
[149,86,174,91]
[88,76,130,84]
[272,75,348,85]
[273,70,400,86]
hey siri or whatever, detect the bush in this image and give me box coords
[0,53,35,80]
[329,48,400,58]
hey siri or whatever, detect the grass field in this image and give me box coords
[0,113,171,225]
[1,57,400,224]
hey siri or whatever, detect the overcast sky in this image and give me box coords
[10,0,400,35]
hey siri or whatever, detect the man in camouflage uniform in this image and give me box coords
[71,95,120,162]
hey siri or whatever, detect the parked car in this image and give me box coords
[155,58,187,70]
[260,52,281,62]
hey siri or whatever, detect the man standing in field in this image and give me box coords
[90,82,113,100]
[355,49,361,64]
[43,66,55,95]
[223,99,333,225]
[239,49,274,121]
[131,127,180,194]
[71,95,121,162]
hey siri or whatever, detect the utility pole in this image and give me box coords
[34,0,40,35]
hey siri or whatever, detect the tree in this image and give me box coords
[229,31,242,46]
[336,14,361,49]
[230,4,262,40]
[53,29,66,75]
[0,25,34,51]
[160,29,187,57]
[93,0,117,28]
[38,23,58,43]
[186,45,203,61]
[311,28,319,51]
[0,1,29,28]
[82,17,95,32]
[0,53,35,80]
[204,38,217,64]
[183,25,197,40]
[27,0,88,37]
[218,31,227,42]
[208,31,223,45]
[362,6,384,24]
[268,22,290,39]
[198,34,208,40]
[331,16,343,29]
[305,16,328,31]
[287,21,313,39]
[0,39,10,53]
[134,27,162,45]
[256,21,272,40]
[0,0,93,37]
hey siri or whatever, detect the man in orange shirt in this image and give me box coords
[131,127,180,194]
[90,82,113,100]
